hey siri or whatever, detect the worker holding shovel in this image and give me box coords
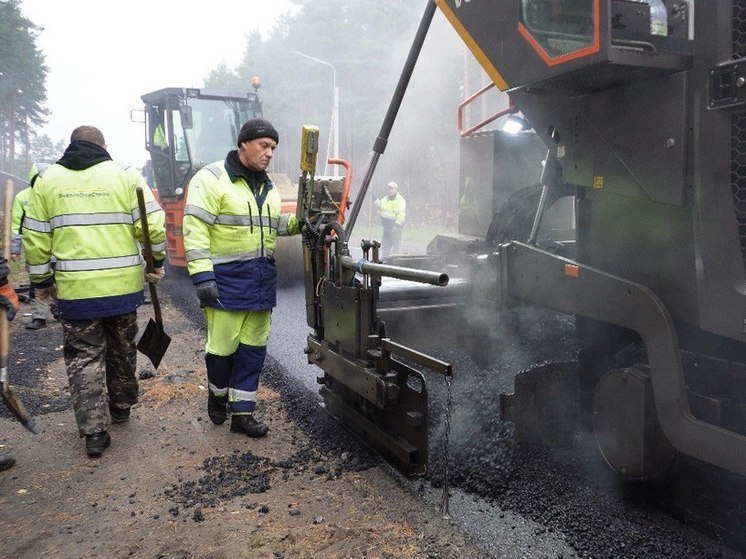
[22,125,166,458]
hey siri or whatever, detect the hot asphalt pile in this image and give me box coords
[418,314,744,559]
[167,450,273,513]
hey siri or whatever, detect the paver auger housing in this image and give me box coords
[295,126,452,476]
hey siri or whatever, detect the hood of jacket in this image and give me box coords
[57,140,112,171]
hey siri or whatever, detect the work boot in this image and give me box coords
[85,432,111,457]
[25,318,46,330]
[230,414,268,438]
[207,392,228,425]
[109,404,130,423]
[0,454,15,472]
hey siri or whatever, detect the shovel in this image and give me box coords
[135,187,171,369]
[1,179,36,434]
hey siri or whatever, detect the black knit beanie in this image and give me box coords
[237,118,279,146]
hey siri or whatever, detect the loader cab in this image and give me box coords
[141,87,263,201]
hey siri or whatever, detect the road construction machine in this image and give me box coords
[297,0,746,487]
[138,85,297,270]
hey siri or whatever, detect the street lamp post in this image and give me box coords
[291,51,339,176]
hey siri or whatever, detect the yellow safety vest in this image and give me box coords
[183,162,299,310]
[10,187,32,255]
[375,193,406,226]
[22,161,166,319]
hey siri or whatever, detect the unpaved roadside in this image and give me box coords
[0,296,486,559]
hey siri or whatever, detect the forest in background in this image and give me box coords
[2,0,507,229]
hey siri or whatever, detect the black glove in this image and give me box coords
[301,216,320,246]
[195,280,219,306]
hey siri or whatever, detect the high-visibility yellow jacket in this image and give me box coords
[10,187,32,255]
[183,159,299,311]
[23,153,166,320]
[374,192,406,226]
[153,124,168,150]
[11,163,48,255]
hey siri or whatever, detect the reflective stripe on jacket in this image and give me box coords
[22,161,166,320]
[183,162,300,311]
[374,193,406,226]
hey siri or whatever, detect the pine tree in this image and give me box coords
[0,0,48,176]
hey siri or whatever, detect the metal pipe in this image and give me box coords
[345,0,437,236]
[378,276,470,302]
[527,184,548,245]
[340,255,448,286]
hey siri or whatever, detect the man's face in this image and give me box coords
[387,186,397,198]
[238,137,277,171]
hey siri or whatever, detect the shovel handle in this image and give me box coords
[136,187,163,326]
[0,180,37,434]
[1,180,13,374]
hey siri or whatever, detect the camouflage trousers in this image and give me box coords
[62,312,139,437]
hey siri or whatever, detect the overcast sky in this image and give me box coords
[20,0,298,166]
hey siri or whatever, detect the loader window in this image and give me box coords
[185,98,258,166]
[146,103,191,198]
[171,109,189,163]
[519,0,598,62]
[146,106,173,193]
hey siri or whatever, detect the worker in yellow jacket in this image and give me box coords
[373,181,406,258]
[183,118,300,438]
[10,163,52,330]
[22,125,166,458]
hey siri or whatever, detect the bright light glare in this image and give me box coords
[503,115,526,134]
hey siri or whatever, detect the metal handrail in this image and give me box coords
[328,158,352,224]
[457,83,518,137]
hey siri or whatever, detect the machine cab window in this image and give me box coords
[519,0,597,61]
[185,98,245,167]
[141,88,263,201]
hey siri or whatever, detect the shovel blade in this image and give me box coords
[137,318,171,369]
[1,383,37,435]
